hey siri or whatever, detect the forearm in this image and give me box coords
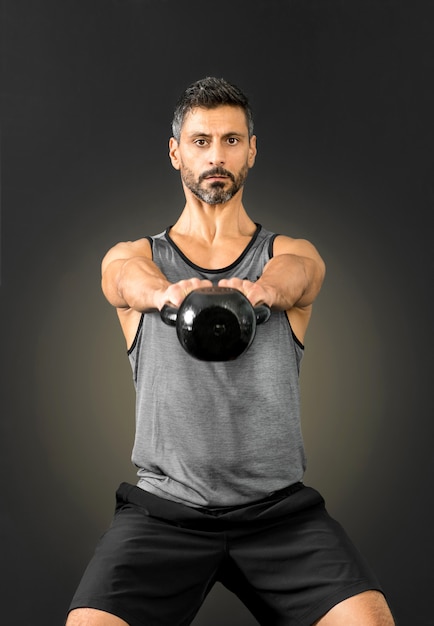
[218,250,325,311]
[256,253,323,310]
[102,255,214,312]
[102,256,170,311]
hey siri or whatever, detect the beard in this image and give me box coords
[180,163,249,205]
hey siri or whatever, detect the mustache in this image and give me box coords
[199,167,235,183]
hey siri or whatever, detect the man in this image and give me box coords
[66,77,395,625]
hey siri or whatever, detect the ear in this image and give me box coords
[169,137,181,170]
[248,135,257,168]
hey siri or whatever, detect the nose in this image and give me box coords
[208,142,225,165]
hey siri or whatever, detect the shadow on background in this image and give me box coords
[1,1,433,624]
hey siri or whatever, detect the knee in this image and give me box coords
[315,590,395,625]
[66,608,129,625]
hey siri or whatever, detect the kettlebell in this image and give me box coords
[160,286,271,361]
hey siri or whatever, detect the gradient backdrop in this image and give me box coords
[1,1,433,624]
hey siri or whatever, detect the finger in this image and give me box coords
[218,277,243,290]
[161,279,213,308]
[190,278,213,290]
[245,283,272,307]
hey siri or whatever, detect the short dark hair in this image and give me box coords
[172,76,254,141]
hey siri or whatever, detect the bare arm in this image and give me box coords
[101,238,212,346]
[255,235,325,310]
[101,239,169,311]
[218,235,325,342]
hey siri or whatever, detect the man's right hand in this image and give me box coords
[156,278,213,310]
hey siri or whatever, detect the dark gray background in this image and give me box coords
[1,1,433,624]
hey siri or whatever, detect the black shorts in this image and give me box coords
[68,482,382,626]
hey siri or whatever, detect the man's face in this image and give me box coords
[169,105,257,205]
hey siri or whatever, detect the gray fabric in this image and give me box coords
[128,225,306,508]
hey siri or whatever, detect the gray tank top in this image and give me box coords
[128,224,306,508]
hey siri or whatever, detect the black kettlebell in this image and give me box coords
[160,286,271,361]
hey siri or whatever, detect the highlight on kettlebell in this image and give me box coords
[160,286,270,361]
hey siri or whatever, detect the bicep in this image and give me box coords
[101,238,153,276]
[101,239,153,346]
[274,235,323,342]
[101,238,153,307]
[272,235,326,302]
[272,235,325,270]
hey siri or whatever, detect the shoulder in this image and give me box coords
[101,237,153,273]
[272,234,324,265]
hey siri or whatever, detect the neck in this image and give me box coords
[172,189,256,242]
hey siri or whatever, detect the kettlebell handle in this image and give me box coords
[160,304,178,326]
[160,302,271,326]
[253,302,271,325]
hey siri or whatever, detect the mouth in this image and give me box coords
[200,168,234,183]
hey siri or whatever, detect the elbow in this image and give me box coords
[101,259,127,308]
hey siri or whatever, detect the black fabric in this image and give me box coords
[68,483,382,626]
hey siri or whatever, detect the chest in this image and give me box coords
[169,234,253,270]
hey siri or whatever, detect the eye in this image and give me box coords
[227,137,239,145]
[194,138,208,146]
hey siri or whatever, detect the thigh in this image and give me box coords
[68,488,225,626]
[222,486,383,626]
[314,590,395,625]
[67,607,129,625]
